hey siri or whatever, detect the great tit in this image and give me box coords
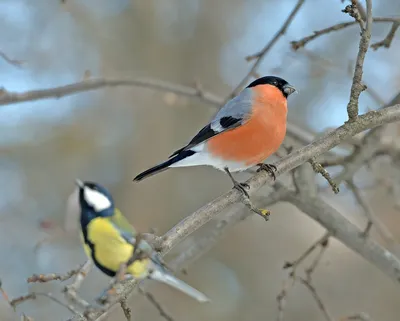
[74,179,209,303]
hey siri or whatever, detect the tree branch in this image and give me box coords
[281,185,400,283]
[371,21,400,50]
[291,17,398,50]
[225,0,305,101]
[343,0,373,121]
[0,78,222,107]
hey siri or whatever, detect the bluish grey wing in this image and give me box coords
[169,88,253,157]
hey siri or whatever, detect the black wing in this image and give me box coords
[169,116,242,158]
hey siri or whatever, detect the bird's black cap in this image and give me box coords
[246,76,296,98]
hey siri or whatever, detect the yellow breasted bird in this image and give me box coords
[74,179,209,302]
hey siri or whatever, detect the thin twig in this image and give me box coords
[278,232,330,320]
[346,179,396,245]
[371,21,400,50]
[291,17,398,50]
[343,0,373,121]
[283,232,330,271]
[298,277,335,321]
[138,287,174,321]
[0,51,24,67]
[28,263,85,283]
[308,158,339,193]
[305,237,330,282]
[226,0,305,101]
[10,292,79,314]
[64,260,93,310]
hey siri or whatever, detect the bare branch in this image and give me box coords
[119,299,132,321]
[298,277,335,321]
[10,292,79,314]
[281,184,400,283]
[226,0,305,100]
[343,0,373,121]
[0,77,222,107]
[341,312,374,321]
[291,17,398,50]
[308,158,339,193]
[371,21,400,50]
[283,232,330,270]
[0,51,24,68]
[138,288,174,321]
[346,179,396,246]
[27,263,85,283]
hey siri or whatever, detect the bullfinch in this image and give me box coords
[133,76,296,214]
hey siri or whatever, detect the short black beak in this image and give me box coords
[283,84,297,96]
[75,179,84,189]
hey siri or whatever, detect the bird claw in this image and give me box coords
[257,163,277,180]
[224,167,270,220]
[233,182,271,220]
[233,181,250,198]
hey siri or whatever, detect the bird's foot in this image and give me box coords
[232,180,270,221]
[224,167,270,220]
[232,181,251,198]
[256,163,277,180]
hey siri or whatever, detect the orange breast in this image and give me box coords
[207,85,287,166]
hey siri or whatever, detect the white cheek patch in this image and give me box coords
[83,187,112,212]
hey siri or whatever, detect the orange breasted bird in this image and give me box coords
[133,76,296,214]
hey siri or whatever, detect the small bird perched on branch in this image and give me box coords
[74,179,209,303]
[133,76,296,216]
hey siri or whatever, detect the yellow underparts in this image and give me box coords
[81,217,150,279]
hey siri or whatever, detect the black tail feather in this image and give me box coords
[133,150,196,182]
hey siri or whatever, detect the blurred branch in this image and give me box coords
[340,312,374,321]
[278,232,330,321]
[291,17,398,50]
[346,179,396,245]
[283,232,330,270]
[281,184,400,282]
[0,50,24,68]
[371,21,400,50]
[119,299,132,321]
[138,287,174,321]
[225,0,305,101]
[0,77,222,107]
[308,158,339,193]
[343,0,372,121]
[298,277,334,321]
[10,292,79,314]
[27,263,85,283]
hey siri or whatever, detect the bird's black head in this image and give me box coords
[75,179,115,218]
[246,76,297,98]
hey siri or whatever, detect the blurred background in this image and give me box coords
[0,0,400,320]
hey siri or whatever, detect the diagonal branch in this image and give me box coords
[225,0,305,101]
[346,179,396,246]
